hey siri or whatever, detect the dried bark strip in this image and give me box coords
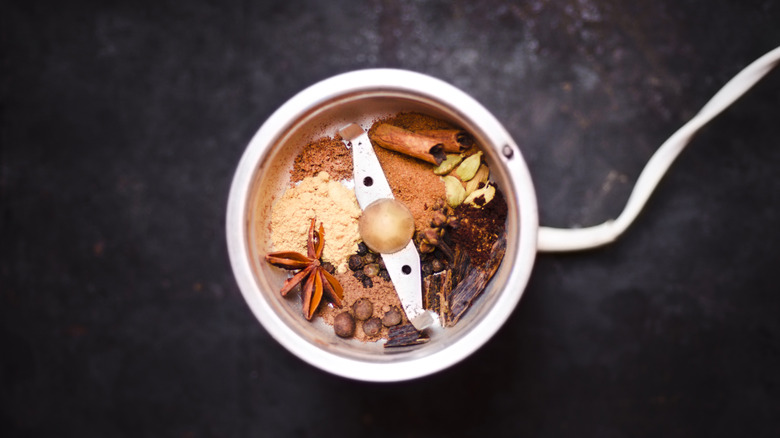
[446,232,507,326]
[417,129,474,153]
[371,124,446,165]
[384,323,430,348]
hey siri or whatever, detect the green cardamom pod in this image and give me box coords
[442,175,466,207]
[464,164,490,195]
[464,183,496,208]
[455,151,483,181]
[432,154,463,175]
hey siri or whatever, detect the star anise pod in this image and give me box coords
[265,218,344,320]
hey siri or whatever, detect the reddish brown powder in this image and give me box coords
[452,188,508,266]
[374,112,457,132]
[291,137,353,182]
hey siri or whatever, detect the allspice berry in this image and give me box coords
[382,307,402,327]
[362,317,382,337]
[334,312,356,338]
[352,298,374,321]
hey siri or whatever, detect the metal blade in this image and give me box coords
[339,123,434,330]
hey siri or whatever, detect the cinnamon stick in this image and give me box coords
[371,124,446,165]
[417,129,474,153]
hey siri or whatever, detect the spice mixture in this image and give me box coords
[263,112,507,344]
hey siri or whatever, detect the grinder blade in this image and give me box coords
[339,123,435,331]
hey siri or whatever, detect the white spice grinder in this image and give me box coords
[226,47,780,382]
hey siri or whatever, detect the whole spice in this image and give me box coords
[382,307,402,327]
[464,164,489,195]
[352,298,374,321]
[432,154,463,175]
[348,254,364,271]
[431,211,447,227]
[362,317,383,337]
[417,129,474,152]
[455,152,483,182]
[265,218,344,320]
[442,175,466,207]
[363,252,377,264]
[418,227,454,261]
[363,263,380,277]
[385,324,429,348]
[321,262,336,274]
[464,183,496,207]
[334,312,356,338]
[371,124,446,165]
[447,233,507,325]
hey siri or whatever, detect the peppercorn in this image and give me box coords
[321,261,335,274]
[348,254,364,271]
[362,317,382,337]
[378,269,391,282]
[356,242,368,256]
[363,252,377,264]
[377,257,385,270]
[352,298,373,321]
[353,270,366,281]
[382,307,402,327]
[361,276,374,288]
[431,259,445,273]
[363,263,380,277]
[334,312,355,338]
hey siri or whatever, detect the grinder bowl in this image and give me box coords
[226,69,538,382]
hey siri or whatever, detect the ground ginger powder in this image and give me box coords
[270,172,361,273]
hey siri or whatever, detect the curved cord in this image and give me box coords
[537,46,780,252]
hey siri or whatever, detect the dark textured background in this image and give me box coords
[2,0,780,436]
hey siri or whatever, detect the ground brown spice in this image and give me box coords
[452,188,508,266]
[291,137,353,182]
[373,112,457,132]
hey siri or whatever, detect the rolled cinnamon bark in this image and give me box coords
[417,129,474,153]
[371,124,446,165]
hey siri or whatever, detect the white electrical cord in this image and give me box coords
[537,46,780,252]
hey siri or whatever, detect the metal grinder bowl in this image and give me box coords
[226,69,539,382]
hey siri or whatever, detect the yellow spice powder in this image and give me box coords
[270,172,361,273]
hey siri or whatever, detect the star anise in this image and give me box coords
[265,218,344,320]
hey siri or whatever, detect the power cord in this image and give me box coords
[537,46,780,252]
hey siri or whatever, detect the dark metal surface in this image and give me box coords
[2,0,779,436]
